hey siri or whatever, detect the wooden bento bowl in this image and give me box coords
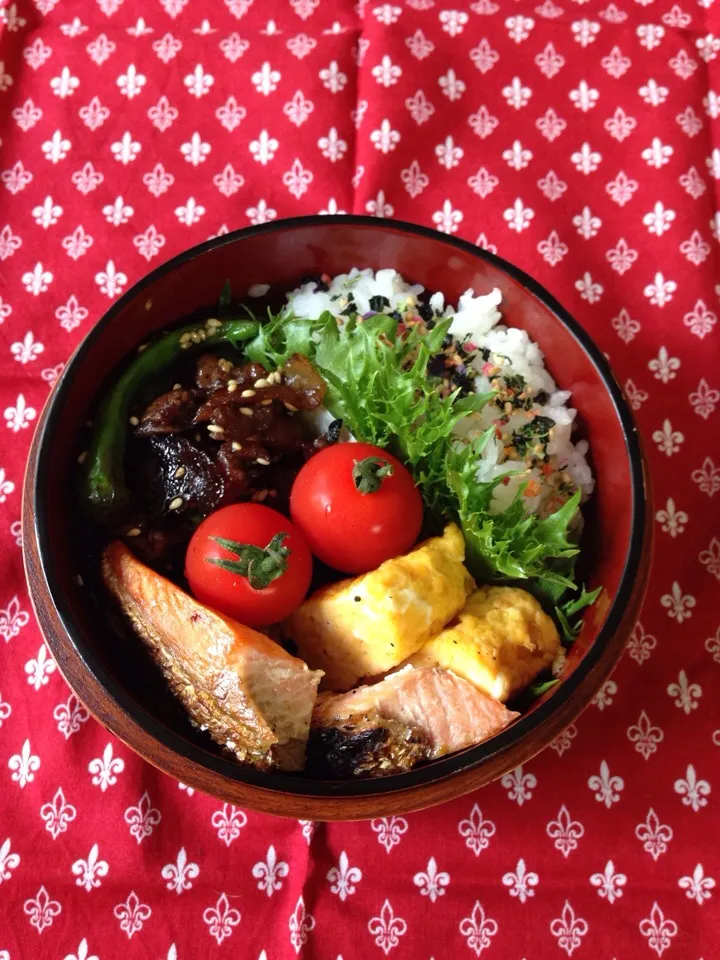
[23,216,650,821]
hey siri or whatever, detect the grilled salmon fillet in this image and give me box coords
[310,666,519,777]
[102,541,323,771]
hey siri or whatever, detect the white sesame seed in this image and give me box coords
[180,333,192,343]
[173,383,182,391]
[255,457,270,466]
[74,574,84,586]
[254,378,269,389]
[127,527,142,537]
[252,489,268,502]
[169,496,184,511]
[129,416,139,426]
[240,407,253,416]
[240,389,256,398]
[137,343,148,353]
[227,381,238,393]
[207,424,225,435]
[144,300,152,311]
[261,399,272,406]
[284,402,297,412]
[231,441,243,452]
[174,466,186,479]
[77,451,87,464]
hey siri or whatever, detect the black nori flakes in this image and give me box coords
[417,301,434,322]
[535,389,550,405]
[327,418,343,444]
[369,295,390,312]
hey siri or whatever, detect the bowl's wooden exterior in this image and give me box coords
[22,216,651,820]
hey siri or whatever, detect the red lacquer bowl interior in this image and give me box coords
[24,216,648,820]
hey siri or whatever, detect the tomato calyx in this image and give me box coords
[352,456,394,495]
[208,532,291,590]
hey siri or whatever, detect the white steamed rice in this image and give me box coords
[285,268,594,518]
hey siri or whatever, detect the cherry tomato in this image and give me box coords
[185,503,312,627]
[289,442,424,574]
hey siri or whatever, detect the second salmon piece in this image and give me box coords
[308,666,519,778]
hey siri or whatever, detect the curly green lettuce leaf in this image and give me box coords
[555,584,603,643]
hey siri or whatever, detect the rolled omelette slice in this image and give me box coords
[102,541,323,771]
[406,585,560,702]
[285,523,474,691]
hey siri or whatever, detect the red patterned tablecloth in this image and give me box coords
[1,1,719,957]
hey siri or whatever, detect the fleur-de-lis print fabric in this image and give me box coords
[1,1,719,957]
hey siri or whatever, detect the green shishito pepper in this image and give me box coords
[85,317,259,516]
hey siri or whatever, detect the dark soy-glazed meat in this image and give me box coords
[123,354,333,568]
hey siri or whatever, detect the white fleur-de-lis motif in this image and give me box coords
[202,892,240,945]
[0,225,21,262]
[467,166,498,200]
[40,787,76,839]
[10,330,44,365]
[8,739,40,787]
[370,118,401,154]
[0,596,30,643]
[21,262,53,295]
[49,65,79,98]
[674,765,711,811]
[667,670,702,713]
[572,206,601,239]
[283,89,314,127]
[627,711,664,759]
[502,857,538,903]
[117,64,145,99]
[55,294,88,333]
[550,900,588,956]
[468,104,499,139]
[161,847,199,894]
[432,199,463,234]
[62,225,93,261]
[536,107,567,142]
[679,863,715,904]
[648,346,680,383]
[147,95,178,132]
[298,819,314,843]
[679,231,711,265]
[216,95,246,132]
[0,837,20,884]
[142,163,174,198]
[289,895,315,953]
[71,161,103,195]
[413,857,450,903]
[642,137,674,168]
[71,844,109,892]
[590,860,627,903]
[700,538,720,580]
[438,67,465,101]
[317,127,347,162]
[282,158,313,199]
[693,457,720,498]
[401,159,430,198]
[639,902,677,956]
[368,899,406,955]
[503,197,534,232]
[87,33,115,65]
[64,939,98,960]
[88,742,124,792]
[32,195,62,229]
[110,131,141,165]
[24,643,56,690]
[0,693,11,727]
[219,31,249,62]
[95,260,128,299]
[572,141,602,174]
[588,760,624,807]
[575,271,603,303]
[246,199,277,225]
[643,201,675,236]
[458,804,496,856]
[365,188,394,217]
[652,419,683,456]
[183,63,214,98]
[4,394,36,434]
[624,378,648,410]
[249,129,279,165]
[644,272,677,307]
[592,678,617,710]
[133,225,165,262]
[318,60,348,93]
[459,901,498,956]
[689,378,720,420]
[660,581,695,622]
[371,53,402,89]
[547,806,585,858]
[114,891,151,939]
[636,808,673,860]
[655,498,687,538]
[406,28,435,61]
[211,803,247,846]
[124,792,161,843]
[250,61,280,96]
[569,79,599,112]
[252,845,289,897]
[502,76,531,109]
[683,299,717,338]
[327,851,361,901]
[537,230,570,267]
[501,765,537,805]
[502,139,532,171]
[704,626,720,665]
[550,723,578,756]
[180,131,211,166]
[318,197,346,215]
[24,885,62,933]
[12,96,42,130]
[605,106,637,141]
[371,816,408,853]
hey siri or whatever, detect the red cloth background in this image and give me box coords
[1,1,719,957]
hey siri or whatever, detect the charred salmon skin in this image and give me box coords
[309,666,519,777]
[102,541,323,771]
